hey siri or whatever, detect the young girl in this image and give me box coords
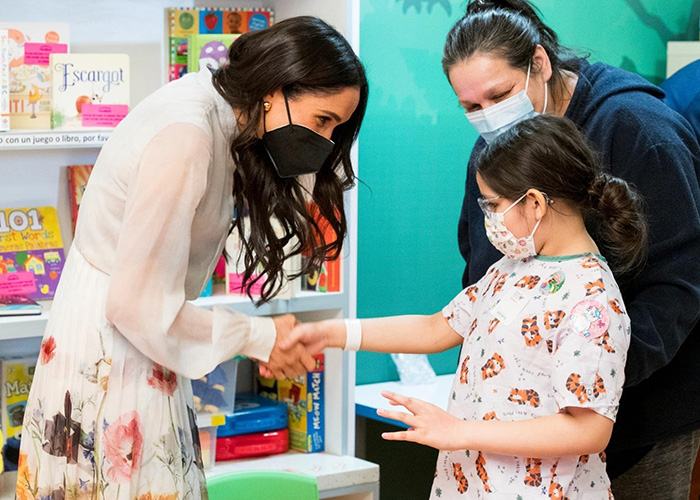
[282,115,648,499]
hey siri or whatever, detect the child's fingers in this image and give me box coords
[381,391,420,413]
[376,408,416,427]
[381,430,415,443]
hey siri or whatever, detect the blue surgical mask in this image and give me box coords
[465,62,548,144]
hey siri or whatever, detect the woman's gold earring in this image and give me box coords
[263,101,271,112]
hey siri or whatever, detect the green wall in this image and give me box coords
[356,0,698,385]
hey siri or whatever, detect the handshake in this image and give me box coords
[258,314,346,380]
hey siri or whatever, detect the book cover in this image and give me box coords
[225,217,300,299]
[1,357,36,440]
[186,34,239,73]
[0,295,41,317]
[50,53,129,130]
[0,30,9,131]
[167,7,273,81]
[0,22,69,130]
[302,204,341,293]
[67,164,94,235]
[0,206,65,300]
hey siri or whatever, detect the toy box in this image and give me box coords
[258,354,324,453]
[216,428,288,461]
[217,392,287,438]
[191,357,238,418]
[1,356,37,440]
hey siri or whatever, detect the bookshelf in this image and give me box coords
[0,1,376,499]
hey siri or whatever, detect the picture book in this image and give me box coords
[50,53,129,130]
[167,7,272,81]
[1,357,37,440]
[66,164,94,235]
[302,203,341,293]
[258,354,325,453]
[0,295,41,317]
[0,22,69,130]
[186,34,239,73]
[225,217,300,299]
[0,206,65,300]
[0,30,10,131]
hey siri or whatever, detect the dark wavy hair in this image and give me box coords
[212,16,368,303]
[476,115,648,275]
[443,0,582,106]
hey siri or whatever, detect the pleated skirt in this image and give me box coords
[16,248,207,500]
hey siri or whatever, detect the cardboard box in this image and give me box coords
[258,354,324,453]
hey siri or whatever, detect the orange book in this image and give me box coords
[67,164,93,235]
[303,203,341,293]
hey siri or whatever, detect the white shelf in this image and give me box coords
[0,291,345,342]
[0,130,112,150]
[206,451,379,496]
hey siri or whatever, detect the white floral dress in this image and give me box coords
[432,254,630,499]
[16,68,277,500]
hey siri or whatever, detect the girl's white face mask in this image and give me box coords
[465,62,548,144]
[481,193,542,259]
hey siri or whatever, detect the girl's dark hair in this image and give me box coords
[476,115,648,275]
[443,0,581,105]
[212,16,368,303]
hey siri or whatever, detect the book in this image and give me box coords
[50,53,129,130]
[0,206,66,300]
[186,34,239,73]
[0,295,41,317]
[1,357,36,440]
[167,7,273,81]
[258,354,325,453]
[0,22,69,130]
[225,217,301,299]
[302,204,341,293]
[0,30,9,131]
[66,164,94,235]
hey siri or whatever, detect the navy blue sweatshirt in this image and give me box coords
[458,59,700,460]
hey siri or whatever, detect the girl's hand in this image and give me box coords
[378,391,469,451]
[279,319,344,354]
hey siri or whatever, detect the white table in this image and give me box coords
[355,374,453,428]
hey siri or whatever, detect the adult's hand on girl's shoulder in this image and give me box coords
[379,391,468,451]
[262,314,316,380]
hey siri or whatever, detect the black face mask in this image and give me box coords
[262,92,335,179]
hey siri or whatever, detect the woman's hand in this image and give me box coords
[378,391,469,451]
[259,314,316,380]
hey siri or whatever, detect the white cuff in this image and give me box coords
[242,316,277,362]
[344,319,362,351]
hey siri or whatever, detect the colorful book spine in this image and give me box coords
[0,22,69,130]
[50,53,129,130]
[302,204,342,293]
[0,206,65,300]
[167,7,273,81]
[66,164,94,234]
[0,29,9,131]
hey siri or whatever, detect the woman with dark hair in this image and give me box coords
[16,16,368,499]
[443,1,700,498]
[285,114,647,499]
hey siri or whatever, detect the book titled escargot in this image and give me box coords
[49,53,129,130]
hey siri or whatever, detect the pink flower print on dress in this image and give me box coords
[147,363,178,396]
[103,411,144,483]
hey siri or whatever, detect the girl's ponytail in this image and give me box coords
[588,174,648,274]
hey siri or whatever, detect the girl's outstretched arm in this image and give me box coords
[280,313,463,356]
[379,391,613,456]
